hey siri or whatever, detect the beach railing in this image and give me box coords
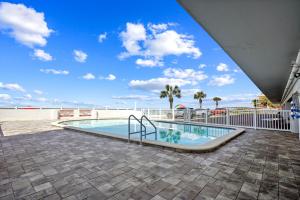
[143,108,291,131]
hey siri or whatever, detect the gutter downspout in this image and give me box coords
[281,50,300,104]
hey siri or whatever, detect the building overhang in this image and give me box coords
[178,0,300,103]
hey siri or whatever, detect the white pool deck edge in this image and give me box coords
[52,119,245,153]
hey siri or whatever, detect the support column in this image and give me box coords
[253,109,257,129]
[290,92,300,136]
[297,93,300,140]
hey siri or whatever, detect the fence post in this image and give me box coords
[253,109,257,129]
[188,108,191,122]
[172,109,175,121]
[159,108,162,120]
[147,108,150,118]
[226,108,230,125]
[74,109,80,118]
[205,109,208,124]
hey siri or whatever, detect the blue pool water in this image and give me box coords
[62,119,233,146]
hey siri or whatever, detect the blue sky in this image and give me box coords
[0,0,260,108]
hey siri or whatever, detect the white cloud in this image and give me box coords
[33,49,53,61]
[144,30,201,59]
[106,74,116,81]
[98,32,107,43]
[216,63,229,72]
[221,93,258,102]
[119,23,146,58]
[2,94,102,108]
[199,64,206,69]
[14,96,48,103]
[24,94,32,99]
[0,93,11,100]
[99,74,116,81]
[12,93,32,101]
[73,50,87,63]
[135,58,163,67]
[40,69,69,75]
[129,77,191,91]
[34,90,43,95]
[0,82,25,92]
[209,74,235,86]
[128,67,207,91]
[112,95,156,101]
[119,22,201,67]
[0,2,53,47]
[181,88,200,96]
[163,68,207,84]
[82,73,95,80]
[36,97,47,102]
[147,23,168,34]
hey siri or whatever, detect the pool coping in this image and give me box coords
[52,119,245,153]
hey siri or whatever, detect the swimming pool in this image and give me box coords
[58,119,244,152]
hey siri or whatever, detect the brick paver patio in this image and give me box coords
[0,121,300,200]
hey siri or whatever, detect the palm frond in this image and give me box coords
[213,97,222,101]
[194,93,199,99]
[194,91,206,100]
[175,93,181,98]
[173,86,181,98]
[173,85,180,93]
[165,84,171,92]
[160,91,168,98]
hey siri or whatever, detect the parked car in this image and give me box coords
[174,109,185,119]
[210,108,226,115]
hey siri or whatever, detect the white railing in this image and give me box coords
[0,106,291,131]
[142,108,291,132]
[138,108,174,120]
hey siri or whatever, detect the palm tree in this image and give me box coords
[213,97,222,108]
[252,99,258,108]
[160,85,181,109]
[194,91,206,109]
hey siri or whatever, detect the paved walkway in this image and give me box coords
[0,121,300,200]
[0,121,61,136]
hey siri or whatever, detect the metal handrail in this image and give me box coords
[128,114,146,144]
[141,115,157,140]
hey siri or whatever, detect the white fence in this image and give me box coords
[141,108,291,132]
[0,108,141,121]
[0,107,291,131]
[138,108,175,120]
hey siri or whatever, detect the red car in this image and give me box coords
[210,108,226,115]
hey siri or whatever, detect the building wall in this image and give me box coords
[0,109,142,121]
[96,110,142,119]
[283,78,300,104]
[282,79,300,137]
[0,109,59,121]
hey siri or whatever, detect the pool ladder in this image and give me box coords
[128,115,157,144]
